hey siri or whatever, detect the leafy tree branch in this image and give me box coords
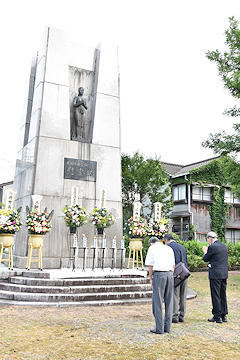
[121,151,173,219]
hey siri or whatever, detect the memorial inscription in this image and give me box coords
[64,158,97,182]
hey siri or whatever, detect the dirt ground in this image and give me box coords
[0,271,239,360]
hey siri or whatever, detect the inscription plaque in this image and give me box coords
[64,158,97,182]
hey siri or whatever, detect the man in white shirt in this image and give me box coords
[145,236,175,334]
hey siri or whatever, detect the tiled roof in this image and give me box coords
[162,162,184,175]
[163,156,221,177]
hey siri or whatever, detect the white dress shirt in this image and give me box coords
[145,242,175,271]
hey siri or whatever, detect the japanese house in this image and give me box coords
[163,157,240,243]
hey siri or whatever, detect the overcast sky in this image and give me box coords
[1,0,240,183]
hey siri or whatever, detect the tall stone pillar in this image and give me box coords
[13,27,122,268]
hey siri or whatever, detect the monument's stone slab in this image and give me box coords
[64,158,97,182]
[13,27,122,268]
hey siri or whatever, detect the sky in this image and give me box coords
[1,0,240,183]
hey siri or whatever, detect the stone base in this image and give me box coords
[12,253,127,270]
[13,255,61,270]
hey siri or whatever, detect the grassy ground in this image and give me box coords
[0,271,239,360]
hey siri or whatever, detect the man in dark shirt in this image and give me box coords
[164,233,188,323]
[203,231,228,323]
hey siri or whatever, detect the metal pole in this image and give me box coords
[92,248,96,271]
[72,247,76,272]
[111,248,115,270]
[101,248,105,270]
[82,247,86,272]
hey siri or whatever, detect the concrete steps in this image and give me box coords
[0,270,152,307]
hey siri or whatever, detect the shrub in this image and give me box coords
[231,241,240,257]
[228,255,239,267]
[187,254,207,271]
[227,242,240,267]
[172,233,181,242]
[181,240,205,257]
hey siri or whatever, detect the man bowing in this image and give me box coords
[203,231,228,323]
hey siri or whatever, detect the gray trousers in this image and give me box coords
[152,271,173,334]
[172,278,188,321]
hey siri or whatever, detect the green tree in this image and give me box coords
[202,16,240,155]
[202,17,240,196]
[221,155,240,197]
[121,151,173,219]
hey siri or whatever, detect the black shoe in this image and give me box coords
[179,318,184,322]
[208,317,222,323]
[172,318,179,323]
[150,328,163,334]
[222,315,227,322]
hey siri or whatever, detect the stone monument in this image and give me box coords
[13,27,122,269]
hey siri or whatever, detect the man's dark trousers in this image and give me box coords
[210,279,228,319]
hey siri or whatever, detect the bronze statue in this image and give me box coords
[73,87,88,139]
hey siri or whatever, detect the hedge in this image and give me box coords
[124,234,240,271]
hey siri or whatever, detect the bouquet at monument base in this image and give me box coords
[26,208,53,235]
[62,204,88,228]
[148,218,169,239]
[0,208,22,234]
[91,207,115,229]
[127,216,148,238]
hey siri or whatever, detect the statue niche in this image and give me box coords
[72,87,88,140]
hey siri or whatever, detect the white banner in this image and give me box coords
[71,186,79,206]
[133,202,142,222]
[154,202,162,222]
[5,189,16,210]
[32,194,43,212]
[100,189,106,208]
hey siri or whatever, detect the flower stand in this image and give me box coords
[127,239,144,270]
[0,234,14,270]
[26,235,43,270]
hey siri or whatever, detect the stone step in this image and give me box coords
[0,290,14,300]
[0,268,197,307]
[0,297,152,307]
[0,289,153,302]
[22,270,51,279]
[0,282,152,294]
[9,277,64,286]
[8,276,149,287]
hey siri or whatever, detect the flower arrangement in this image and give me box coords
[127,216,148,238]
[0,208,22,234]
[91,207,115,229]
[26,207,53,235]
[62,205,88,228]
[148,218,169,239]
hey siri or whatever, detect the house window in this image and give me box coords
[224,189,240,204]
[173,184,186,201]
[192,186,212,202]
[225,229,240,244]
